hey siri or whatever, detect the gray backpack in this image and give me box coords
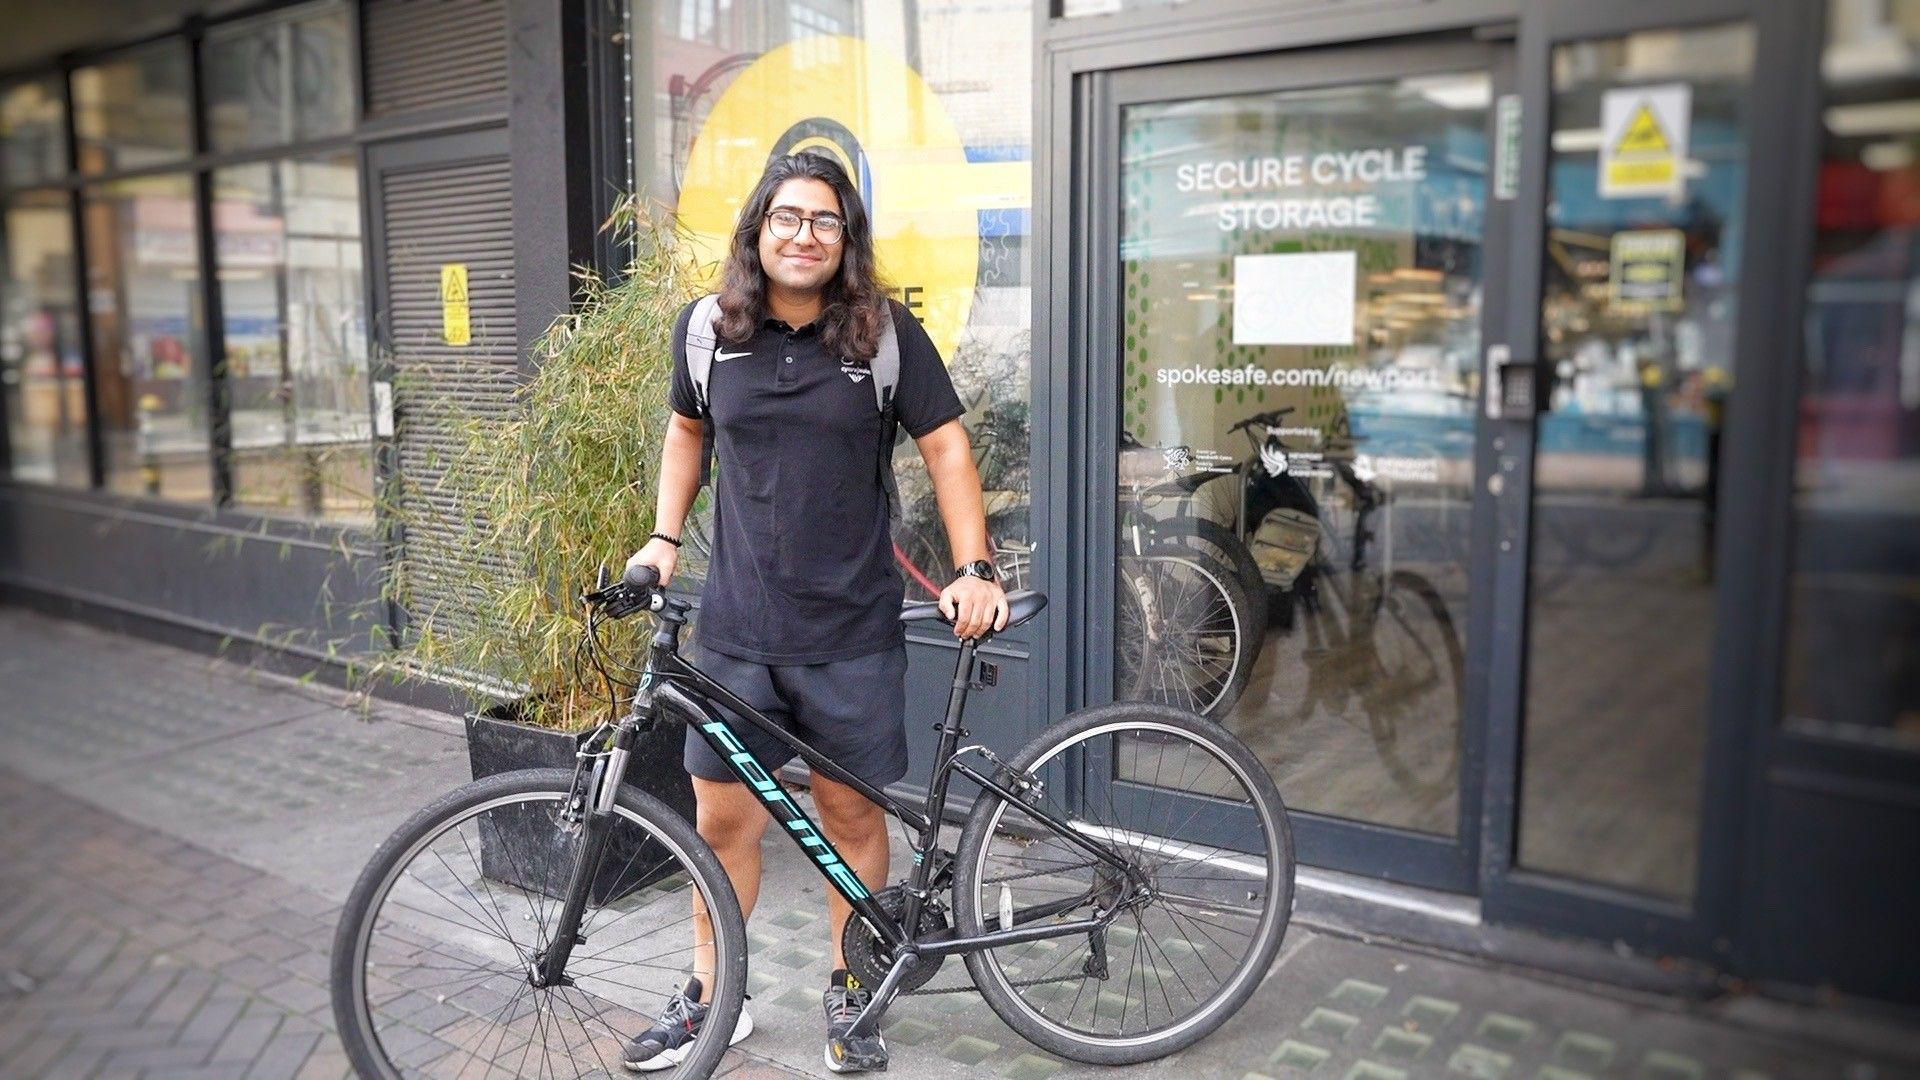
[683,293,903,520]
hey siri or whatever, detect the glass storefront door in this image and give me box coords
[1094,41,1513,888]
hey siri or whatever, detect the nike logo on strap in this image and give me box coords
[714,348,752,362]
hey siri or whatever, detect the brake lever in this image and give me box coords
[582,581,650,619]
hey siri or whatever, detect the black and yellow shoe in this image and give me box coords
[823,968,888,1073]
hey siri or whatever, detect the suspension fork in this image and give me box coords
[533,712,642,987]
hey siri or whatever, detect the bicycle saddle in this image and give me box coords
[900,590,1048,634]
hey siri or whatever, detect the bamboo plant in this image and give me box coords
[366,199,707,730]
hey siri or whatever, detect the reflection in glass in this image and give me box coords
[72,43,192,174]
[1112,72,1487,835]
[625,0,1033,595]
[215,157,371,524]
[1783,0,1920,751]
[1519,25,1755,901]
[205,5,355,153]
[2,191,88,485]
[83,174,210,503]
[2,75,69,188]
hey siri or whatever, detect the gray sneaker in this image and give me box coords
[823,972,888,1073]
[622,978,754,1072]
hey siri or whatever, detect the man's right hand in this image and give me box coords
[625,537,681,587]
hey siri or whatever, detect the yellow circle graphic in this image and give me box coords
[676,37,978,363]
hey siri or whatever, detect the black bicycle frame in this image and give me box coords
[591,597,1136,1032]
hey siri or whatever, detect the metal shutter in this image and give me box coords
[381,154,517,644]
[364,0,509,118]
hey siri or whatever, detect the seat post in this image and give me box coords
[942,638,978,734]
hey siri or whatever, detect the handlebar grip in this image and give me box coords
[623,563,661,590]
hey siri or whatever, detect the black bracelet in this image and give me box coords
[649,531,682,548]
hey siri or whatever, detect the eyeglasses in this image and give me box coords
[765,209,846,244]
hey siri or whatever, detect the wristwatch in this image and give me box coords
[954,559,997,583]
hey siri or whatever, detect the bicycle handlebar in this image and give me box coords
[1228,406,1294,434]
[580,562,666,619]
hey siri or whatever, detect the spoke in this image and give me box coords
[431,845,524,951]
[387,895,523,947]
[556,986,617,1078]
[1135,907,1198,1011]
[568,910,702,966]
[446,974,534,1080]
[453,826,527,948]
[1154,904,1231,986]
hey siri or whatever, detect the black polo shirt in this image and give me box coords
[668,297,964,664]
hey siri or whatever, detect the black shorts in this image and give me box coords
[682,642,910,789]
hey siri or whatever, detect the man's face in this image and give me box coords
[757,177,845,297]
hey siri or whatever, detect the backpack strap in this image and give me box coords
[683,294,723,488]
[871,311,902,523]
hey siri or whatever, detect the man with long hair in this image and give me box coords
[623,151,1008,1072]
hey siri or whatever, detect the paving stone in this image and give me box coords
[1270,1039,1331,1070]
[941,1034,1001,1065]
[1447,1043,1515,1080]
[1005,1051,1064,1080]
[1403,994,1461,1030]
[176,993,250,1046]
[886,1016,942,1046]
[1474,1012,1536,1048]
[769,909,817,930]
[1552,1030,1615,1071]
[243,1029,325,1079]
[1343,1063,1409,1080]
[1329,978,1389,1009]
[211,1014,285,1068]
[1635,1050,1705,1080]
[773,986,819,1012]
[1371,1026,1433,1060]
[1300,1006,1359,1042]
[260,976,333,1015]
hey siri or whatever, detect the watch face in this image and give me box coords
[959,560,996,581]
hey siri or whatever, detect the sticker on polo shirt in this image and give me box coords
[676,37,1023,365]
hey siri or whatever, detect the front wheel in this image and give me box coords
[330,768,746,1079]
[951,702,1294,1064]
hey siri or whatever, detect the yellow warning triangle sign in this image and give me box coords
[1615,105,1671,155]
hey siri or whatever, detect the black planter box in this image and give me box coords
[465,703,697,905]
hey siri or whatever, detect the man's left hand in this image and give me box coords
[939,575,1008,640]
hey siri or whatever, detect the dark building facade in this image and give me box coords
[2,0,1915,1006]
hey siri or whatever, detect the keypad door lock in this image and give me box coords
[1484,344,1538,420]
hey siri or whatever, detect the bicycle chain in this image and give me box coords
[980,859,1101,887]
[911,971,1092,995]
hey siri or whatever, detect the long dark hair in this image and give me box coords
[714,151,889,364]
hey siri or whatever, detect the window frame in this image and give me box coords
[0,0,373,529]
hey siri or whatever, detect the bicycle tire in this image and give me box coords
[1154,516,1270,643]
[330,768,746,1079]
[1365,571,1465,796]
[951,702,1294,1064]
[1116,545,1258,719]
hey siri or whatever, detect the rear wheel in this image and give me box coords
[1115,545,1258,718]
[1155,515,1269,640]
[951,702,1293,1064]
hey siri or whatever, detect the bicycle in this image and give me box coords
[1122,406,1463,795]
[1230,410,1463,796]
[1111,436,1265,720]
[331,566,1296,1078]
